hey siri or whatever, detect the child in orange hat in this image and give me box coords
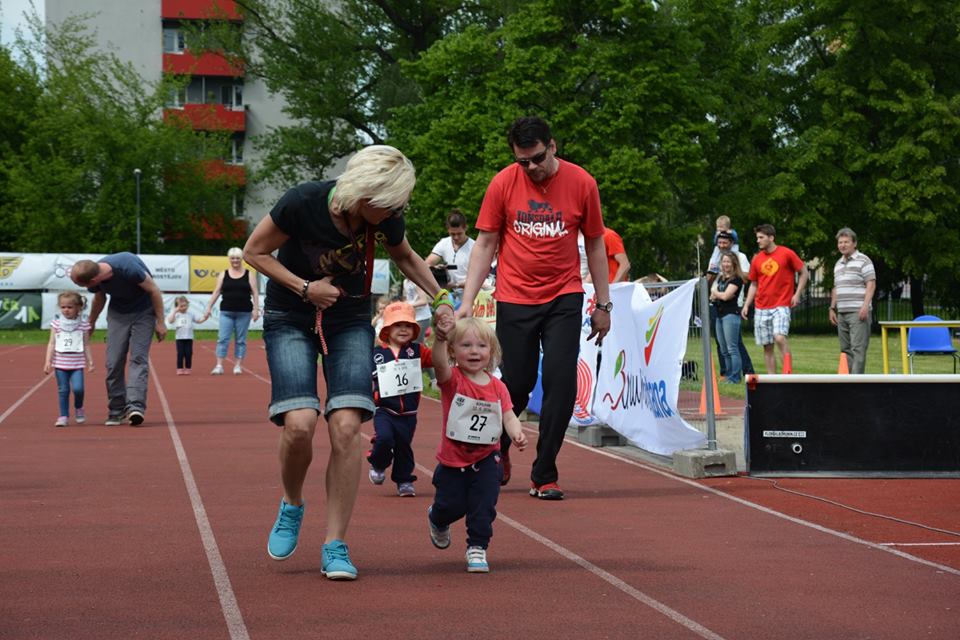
[368,301,434,496]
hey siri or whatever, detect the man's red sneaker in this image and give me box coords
[529,482,564,500]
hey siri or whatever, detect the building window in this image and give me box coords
[166,86,187,108]
[221,84,243,110]
[231,137,244,165]
[163,28,186,54]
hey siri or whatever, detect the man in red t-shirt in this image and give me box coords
[459,116,612,501]
[741,223,809,373]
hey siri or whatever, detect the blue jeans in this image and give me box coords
[262,308,375,425]
[715,313,743,383]
[54,368,85,417]
[216,310,252,359]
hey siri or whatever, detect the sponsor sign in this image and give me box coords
[0,292,42,328]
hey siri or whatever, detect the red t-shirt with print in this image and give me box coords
[603,227,626,282]
[436,367,514,468]
[476,159,605,304]
[748,245,805,309]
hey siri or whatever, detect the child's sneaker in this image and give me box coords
[54,416,68,427]
[176,368,185,375]
[321,540,358,580]
[427,506,450,549]
[267,499,304,560]
[368,467,385,485]
[75,408,86,424]
[466,546,489,573]
[211,364,224,375]
[184,369,191,375]
[233,363,243,375]
[397,482,416,497]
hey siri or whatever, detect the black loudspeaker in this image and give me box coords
[746,375,960,476]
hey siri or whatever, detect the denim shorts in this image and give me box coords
[262,308,376,425]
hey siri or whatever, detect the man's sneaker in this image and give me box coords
[127,410,145,426]
[530,482,564,500]
[267,499,304,560]
[321,540,358,580]
[232,363,242,375]
[368,467,385,485]
[54,416,68,427]
[500,450,511,486]
[211,364,224,375]
[466,546,489,573]
[427,506,450,549]
[105,415,125,426]
[74,408,86,424]
[397,482,416,497]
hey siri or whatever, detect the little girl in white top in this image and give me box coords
[167,296,201,375]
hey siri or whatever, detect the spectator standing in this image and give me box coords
[44,292,94,426]
[741,224,809,374]
[709,253,746,383]
[829,228,876,374]
[242,144,453,581]
[70,253,167,426]
[459,115,611,500]
[403,278,432,341]
[708,231,754,376]
[201,247,261,375]
[426,209,475,307]
[584,227,630,283]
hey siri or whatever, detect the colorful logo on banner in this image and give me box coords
[473,289,497,326]
[189,256,231,292]
[0,257,23,280]
[601,350,674,419]
[572,358,594,421]
[644,305,664,364]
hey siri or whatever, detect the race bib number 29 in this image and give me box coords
[55,330,84,353]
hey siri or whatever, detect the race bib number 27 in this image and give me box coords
[446,393,502,445]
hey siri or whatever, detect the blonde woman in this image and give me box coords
[201,247,261,375]
[243,144,454,580]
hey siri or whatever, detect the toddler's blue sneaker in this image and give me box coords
[267,499,304,560]
[466,546,489,573]
[321,540,358,580]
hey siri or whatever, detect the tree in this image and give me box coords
[0,14,240,254]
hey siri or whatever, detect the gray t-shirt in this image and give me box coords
[88,252,151,314]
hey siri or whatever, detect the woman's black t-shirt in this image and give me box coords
[265,180,405,322]
[714,276,743,317]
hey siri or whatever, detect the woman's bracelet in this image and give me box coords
[432,288,454,311]
[300,280,311,303]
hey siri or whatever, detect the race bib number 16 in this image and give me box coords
[376,358,423,398]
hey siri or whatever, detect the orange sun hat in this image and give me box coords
[379,301,420,343]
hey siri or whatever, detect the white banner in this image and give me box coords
[0,253,192,292]
[583,279,706,455]
[43,292,265,331]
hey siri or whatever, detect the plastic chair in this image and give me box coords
[907,315,959,373]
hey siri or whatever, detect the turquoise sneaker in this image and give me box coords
[466,546,489,573]
[321,540,358,580]
[267,499,304,560]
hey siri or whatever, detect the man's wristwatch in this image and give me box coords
[596,300,613,312]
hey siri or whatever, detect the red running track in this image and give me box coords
[1,341,958,639]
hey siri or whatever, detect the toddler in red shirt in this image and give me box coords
[427,317,527,573]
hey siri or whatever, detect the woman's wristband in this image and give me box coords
[432,288,454,311]
[300,280,311,303]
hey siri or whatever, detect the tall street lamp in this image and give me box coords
[134,168,142,254]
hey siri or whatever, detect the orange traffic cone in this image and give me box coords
[699,358,725,415]
[782,352,793,374]
[837,353,850,375]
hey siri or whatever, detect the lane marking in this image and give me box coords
[199,344,272,384]
[0,375,51,424]
[881,542,960,547]
[151,362,251,640]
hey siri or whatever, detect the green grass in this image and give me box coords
[681,331,959,400]
[0,329,261,344]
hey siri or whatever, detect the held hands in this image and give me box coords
[511,429,528,451]
[433,306,455,341]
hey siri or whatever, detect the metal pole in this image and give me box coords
[698,276,718,450]
[134,168,142,254]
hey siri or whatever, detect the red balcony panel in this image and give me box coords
[162,0,243,21]
[164,51,243,77]
[202,160,247,186]
[164,104,245,132]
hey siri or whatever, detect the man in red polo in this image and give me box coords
[459,116,611,500]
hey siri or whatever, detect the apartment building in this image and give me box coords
[45,0,290,237]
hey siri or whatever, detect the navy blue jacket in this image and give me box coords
[372,342,434,416]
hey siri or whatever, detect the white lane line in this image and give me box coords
[151,362,251,640]
[199,344,272,384]
[881,542,960,547]
[0,375,51,424]
[559,439,960,578]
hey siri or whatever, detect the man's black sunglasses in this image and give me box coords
[515,148,549,168]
